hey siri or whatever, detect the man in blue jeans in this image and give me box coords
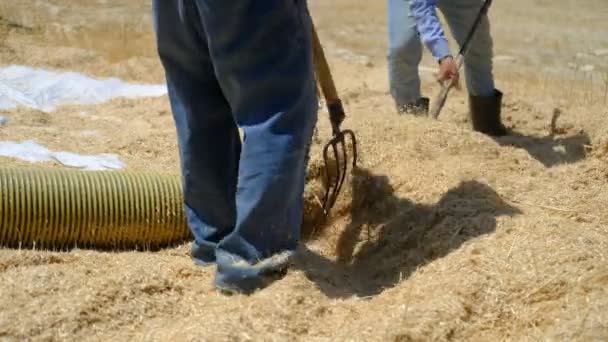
[152,0,318,294]
[388,0,507,136]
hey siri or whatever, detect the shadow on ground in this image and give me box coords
[295,167,521,298]
[494,130,591,167]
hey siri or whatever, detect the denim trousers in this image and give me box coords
[153,0,318,292]
[387,0,496,106]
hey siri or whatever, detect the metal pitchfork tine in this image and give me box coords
[310,22,358,216]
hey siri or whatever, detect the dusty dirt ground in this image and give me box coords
[1,0,608,340]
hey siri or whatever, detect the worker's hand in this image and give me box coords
[437,56,460,88]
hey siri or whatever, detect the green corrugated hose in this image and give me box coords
[0,167,191,250]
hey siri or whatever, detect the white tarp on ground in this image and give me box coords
[0,65,167,112]
[0,140,124,171]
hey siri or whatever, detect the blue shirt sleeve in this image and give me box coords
[408,0,451,61]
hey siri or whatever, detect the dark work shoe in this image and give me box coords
[396,97,430,116]
[191,240,217,266]
[469,89,508,136]
[214,250,293,295]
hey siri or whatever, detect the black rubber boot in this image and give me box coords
[397,97,429,116]
[469,89,508,136]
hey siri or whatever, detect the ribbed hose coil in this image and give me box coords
[0,167,191,249]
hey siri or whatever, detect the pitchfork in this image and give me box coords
[310,23,358,216]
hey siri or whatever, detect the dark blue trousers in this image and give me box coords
[153,0,318,293]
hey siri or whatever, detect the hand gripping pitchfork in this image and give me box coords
[310,23,358,216]
[429,0,494,119]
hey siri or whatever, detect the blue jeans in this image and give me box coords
[153,0,318,293]
[387,0,495,106]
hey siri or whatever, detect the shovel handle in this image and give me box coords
[429,0,493,120]
[429,54,464,119]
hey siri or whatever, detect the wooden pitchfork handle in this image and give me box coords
[429,0,494,120]
[310,22,345,135]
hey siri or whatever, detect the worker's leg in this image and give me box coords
[153,0,241,264]
[387,0,429,114]
[437,0,495,96]
[196,0,318,293]
[437,0,507,136]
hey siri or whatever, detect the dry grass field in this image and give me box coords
[1,0,607,340]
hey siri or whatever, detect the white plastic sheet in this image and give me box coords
[0,65,167,112]
[0,140,124,171]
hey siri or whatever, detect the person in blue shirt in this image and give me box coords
[388,0,507,136]
[152,0,318,294]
